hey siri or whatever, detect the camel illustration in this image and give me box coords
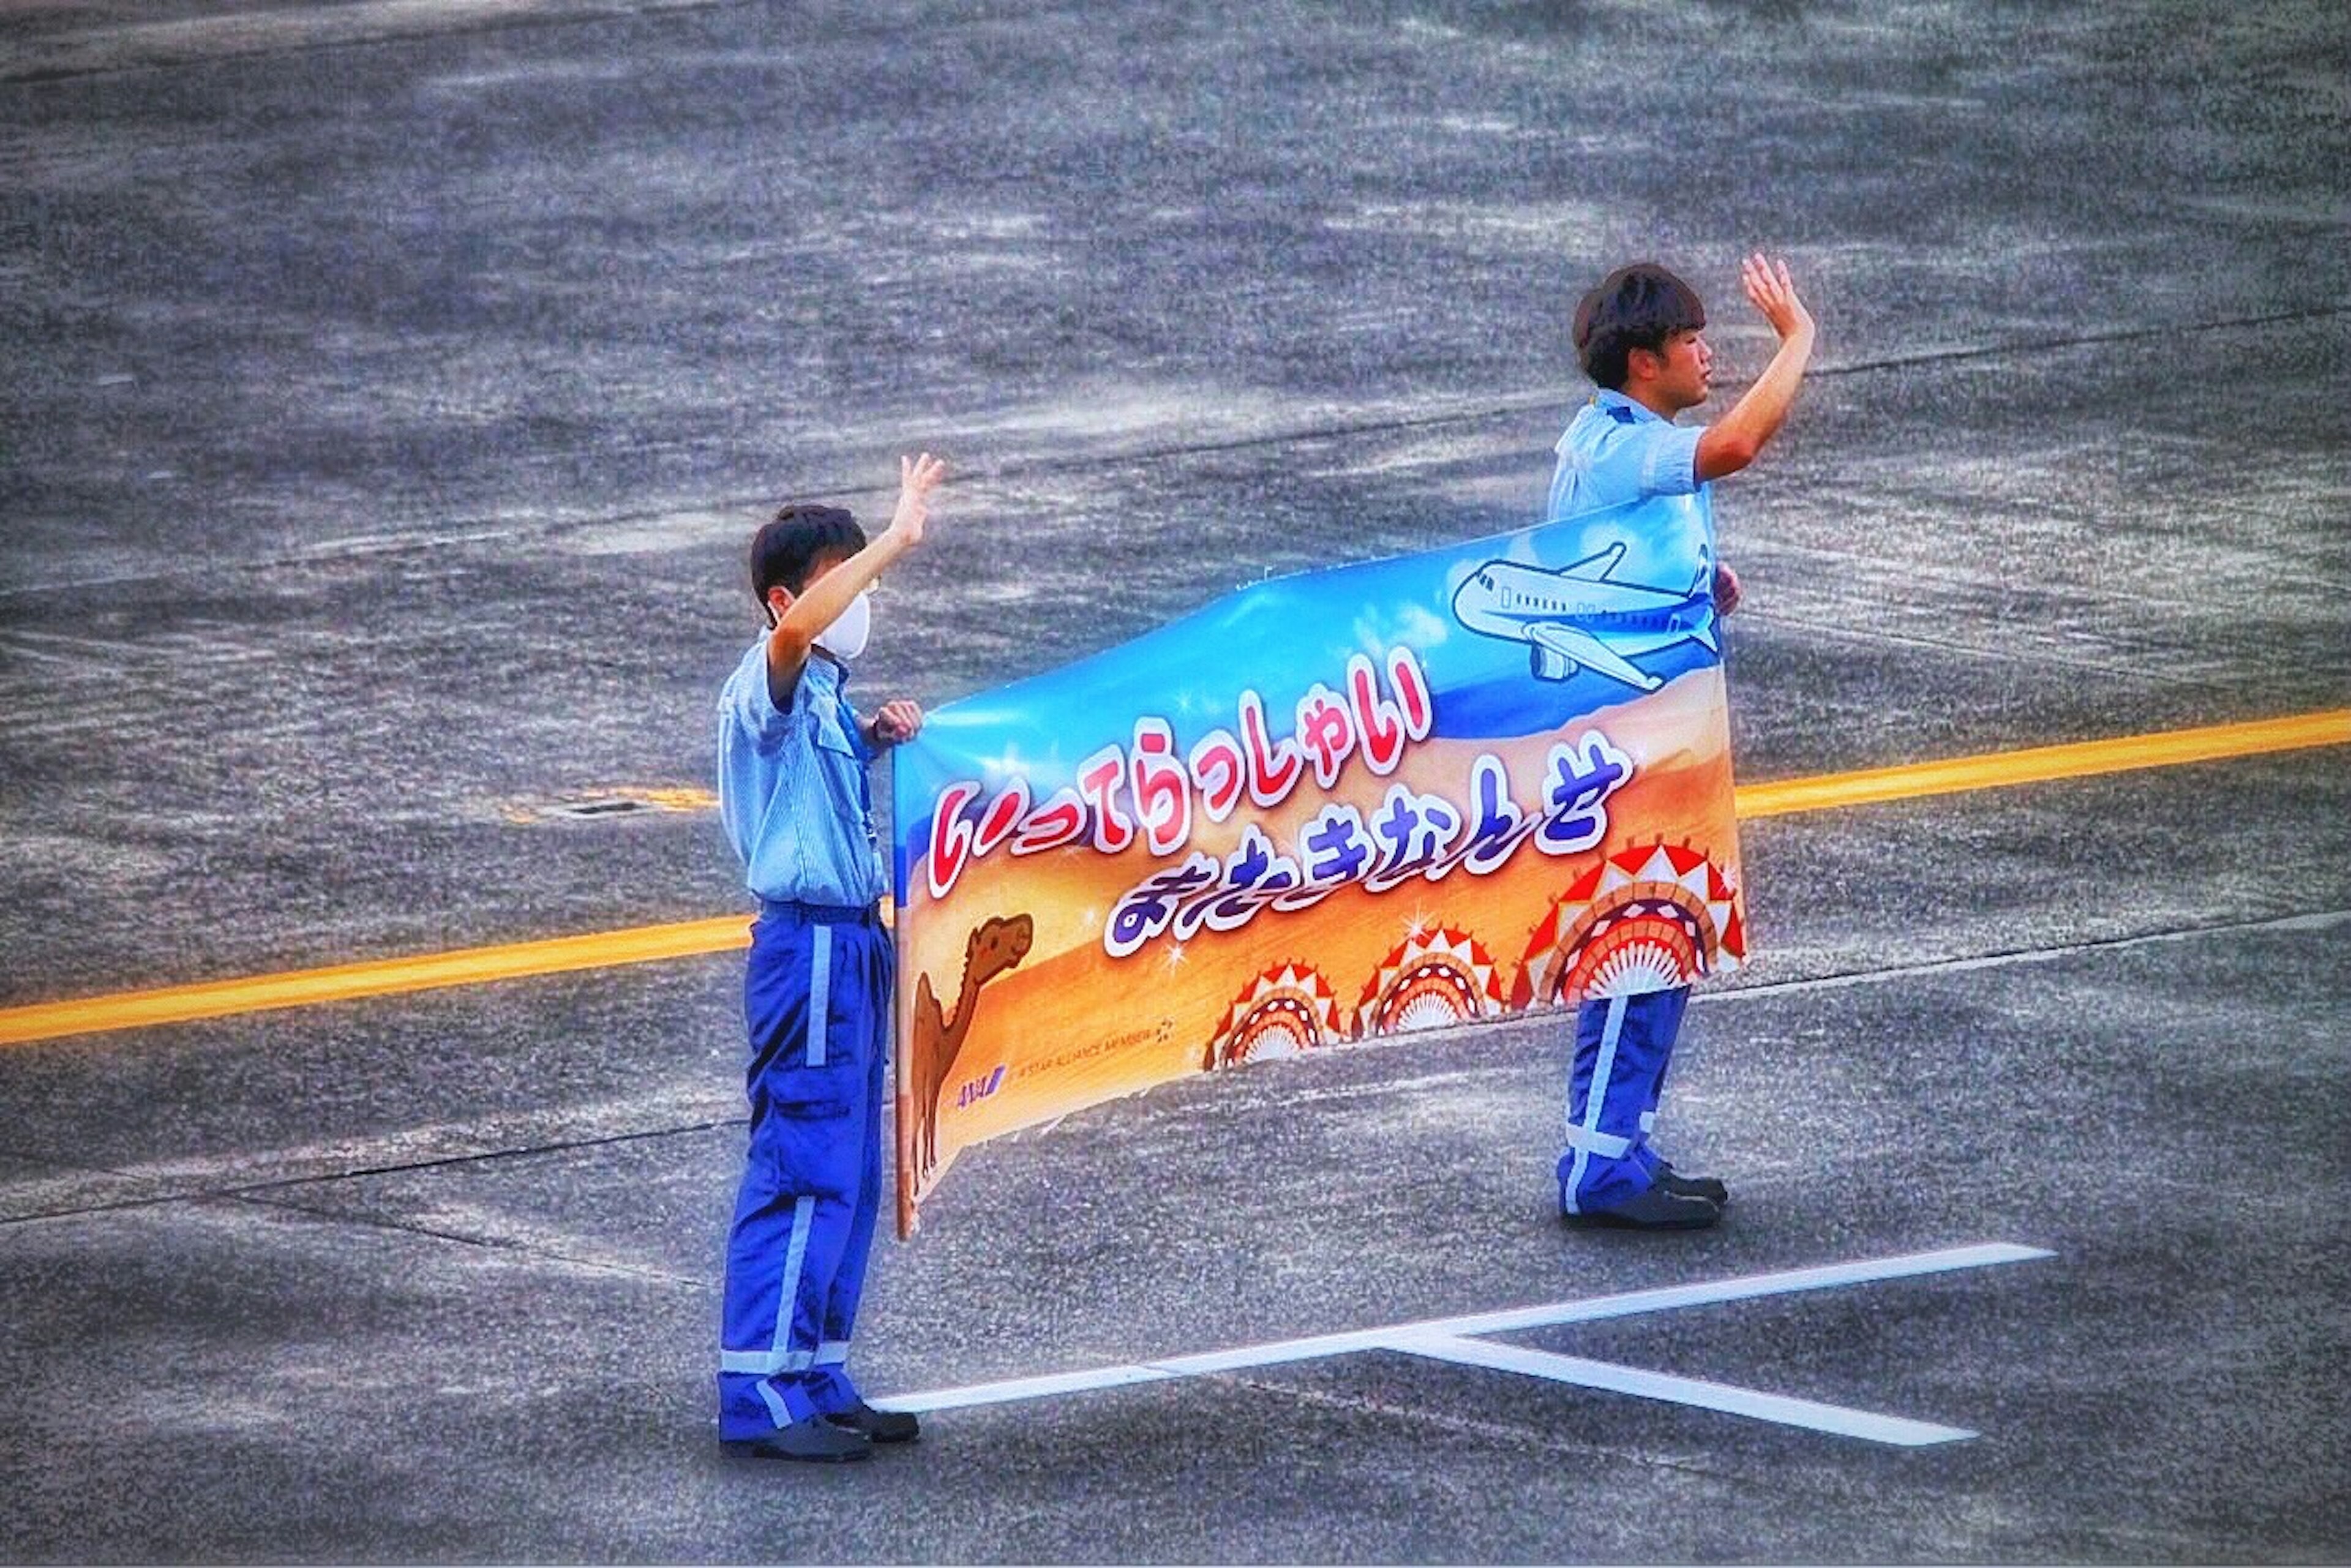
[909,912,1034,1186]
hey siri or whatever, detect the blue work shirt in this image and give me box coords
[716,640,887,908]
[1547,388,1711,520]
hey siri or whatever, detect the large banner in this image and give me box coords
[890,495,1747,1233]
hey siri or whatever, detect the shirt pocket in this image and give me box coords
[812,698,861,760]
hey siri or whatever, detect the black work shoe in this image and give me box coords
[723,1417,872,1463]
[827,1401,920,1444]
[1655,1164,1730,1205]
[1563,1183,1723,1230]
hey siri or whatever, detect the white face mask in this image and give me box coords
[813,589,872,662]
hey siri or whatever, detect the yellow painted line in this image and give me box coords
[0,917,751,1048]
[1733,708,2348,819]
[2,709,2344,1049]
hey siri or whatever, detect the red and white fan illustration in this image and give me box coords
[1353,925,1508,1039]
[1203,962,1350,1070]
[1512,840,1745,1008]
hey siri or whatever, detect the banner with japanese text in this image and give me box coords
[891,495,1747,1232]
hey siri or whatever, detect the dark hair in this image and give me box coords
[750,503,864,623]
[1573,263,1707,391]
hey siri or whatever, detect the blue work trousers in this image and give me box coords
[1557,985,1689,1213]
[718,900,893,1439]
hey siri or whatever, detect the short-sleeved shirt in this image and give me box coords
[716,640,887,907]
[1547,388,1710,520]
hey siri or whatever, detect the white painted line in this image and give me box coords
[1149,1242,2054,1375]
[1387,1333,1976,1447]
[1425,1242,2055,1341]
[1701,910,2351,1007]
[877,1242,2052,1417]
[879,1361,1178,1413]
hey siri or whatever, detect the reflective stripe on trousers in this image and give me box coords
[1558,985,1688,1212]
[718,903,891,1438]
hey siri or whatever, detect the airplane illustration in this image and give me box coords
[1450,542,1717,691]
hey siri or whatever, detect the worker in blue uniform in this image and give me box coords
[1548,257,1816,1229]
[714,453,945,1461]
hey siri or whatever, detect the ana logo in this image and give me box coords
[956,1065,1007,1109]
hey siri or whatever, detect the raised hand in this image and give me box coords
[1740,253,1813,343]
[888,451,947,546]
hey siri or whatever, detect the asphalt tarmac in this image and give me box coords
[2,1,2347,1562]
